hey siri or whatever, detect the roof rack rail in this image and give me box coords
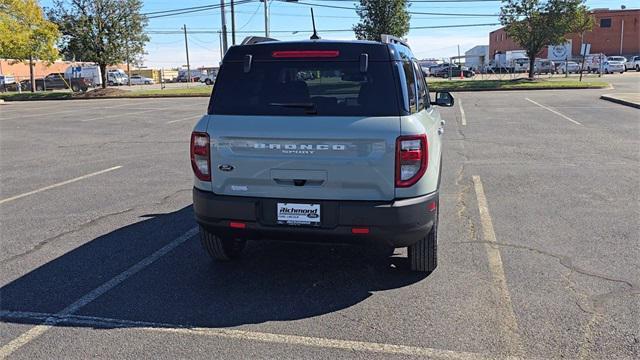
[240,36,279,45]
[380,34,410,49]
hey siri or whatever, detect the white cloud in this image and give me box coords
[407,34,490,60]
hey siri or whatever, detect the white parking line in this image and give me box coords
[81,108,160,122]
[0,310,508,360]
[166,116,200,124]
[0,227,199,359]
[459,99,467,126]
[472,175,524,356]
[0,166,122,205]
[525,98,582,125]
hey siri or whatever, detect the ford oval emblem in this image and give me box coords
[218,164,234,172]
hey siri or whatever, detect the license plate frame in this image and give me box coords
[277,203,321,226]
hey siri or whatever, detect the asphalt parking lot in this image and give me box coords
[0,86,638,359]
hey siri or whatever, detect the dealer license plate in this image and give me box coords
[277,203,321,226]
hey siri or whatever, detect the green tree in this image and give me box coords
[48,0,148,88]
[0,0,60,91]
[354,0,410,41]
[500,0,584,79]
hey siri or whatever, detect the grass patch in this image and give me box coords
[127,86,212,97]
[0,86,213,101]
[0,91,73,100]
[428,78,609,92]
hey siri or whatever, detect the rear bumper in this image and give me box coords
[193,188,438,247]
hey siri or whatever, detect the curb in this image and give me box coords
[433,85,610,92]
[600,95,640,109]
[0,93,210,101]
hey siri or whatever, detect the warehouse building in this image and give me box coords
[489,8,640,60]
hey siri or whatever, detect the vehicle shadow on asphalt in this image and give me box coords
[1,206,428,329]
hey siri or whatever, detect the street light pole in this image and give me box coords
[220,0,228,54]
[231,0,236,45]
[263,0,269,37]
[183,24,191,84]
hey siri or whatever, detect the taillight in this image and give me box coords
[190,132,211,181]
[396,134,428,188]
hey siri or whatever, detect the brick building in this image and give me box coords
[489,8,640,60]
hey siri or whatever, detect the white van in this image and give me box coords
[107,69,127,86]
[64,65,102,87]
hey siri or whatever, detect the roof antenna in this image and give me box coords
[310,8,320,40]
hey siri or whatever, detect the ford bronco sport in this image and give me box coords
[191,35,453,272]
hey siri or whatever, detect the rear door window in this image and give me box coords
[400,61,417,114]
[209,60,399,116]
[412,60,429,111]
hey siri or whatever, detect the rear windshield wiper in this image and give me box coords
[269,102,317,114]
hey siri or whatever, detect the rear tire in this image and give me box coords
[408,208,438,273]
[200,226,246,261]
[205,79,213,85]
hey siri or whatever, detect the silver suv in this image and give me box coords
[191,36,453,272]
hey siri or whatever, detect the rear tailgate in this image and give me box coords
[205,41,402,201]
[208,114,399,201]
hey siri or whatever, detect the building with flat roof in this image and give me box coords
[489,8,640,60]
[464,45,490,71]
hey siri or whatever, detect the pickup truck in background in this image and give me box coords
[21,72,91,92]
[625,55,640,71]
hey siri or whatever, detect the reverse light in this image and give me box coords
[271,50,340,58]
[190,132,211,181]
[396,134,428,188]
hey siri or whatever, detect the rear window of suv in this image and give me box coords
[209,60,399,116]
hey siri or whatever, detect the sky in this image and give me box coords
[39,0,632,68]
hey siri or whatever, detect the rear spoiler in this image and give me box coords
[240,36,279,46]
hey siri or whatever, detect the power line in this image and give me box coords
[145,22,500,35]
[145,1,255,19]
[281,0,501,17]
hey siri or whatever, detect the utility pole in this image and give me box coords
[218,31,223,63]
[457,44,463,79]
[183,24,192,84]
[619,19,624,55]
[230,0,236,45]
[220,0,228,54]
[125,16,131,86]
[29,54,35,92]
[125,37,131,86]
[263,0,269,37]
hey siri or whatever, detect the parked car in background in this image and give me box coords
[534,59,556,74]
[555,61,581,74]
[0,74,17,92]
[420,66,430,77]
[129,75,155,85]
[624,55,640,71]
[20,73,90,92]
[602,60,625,74]
[107,69,127,86]
[513,58,530,73]
[432,65,474,78]
[200,74,217,85]
[606,56,627,65]
[427,63,451,76]
[583,54,605,73]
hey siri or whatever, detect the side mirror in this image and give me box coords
[432,91,454,107]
